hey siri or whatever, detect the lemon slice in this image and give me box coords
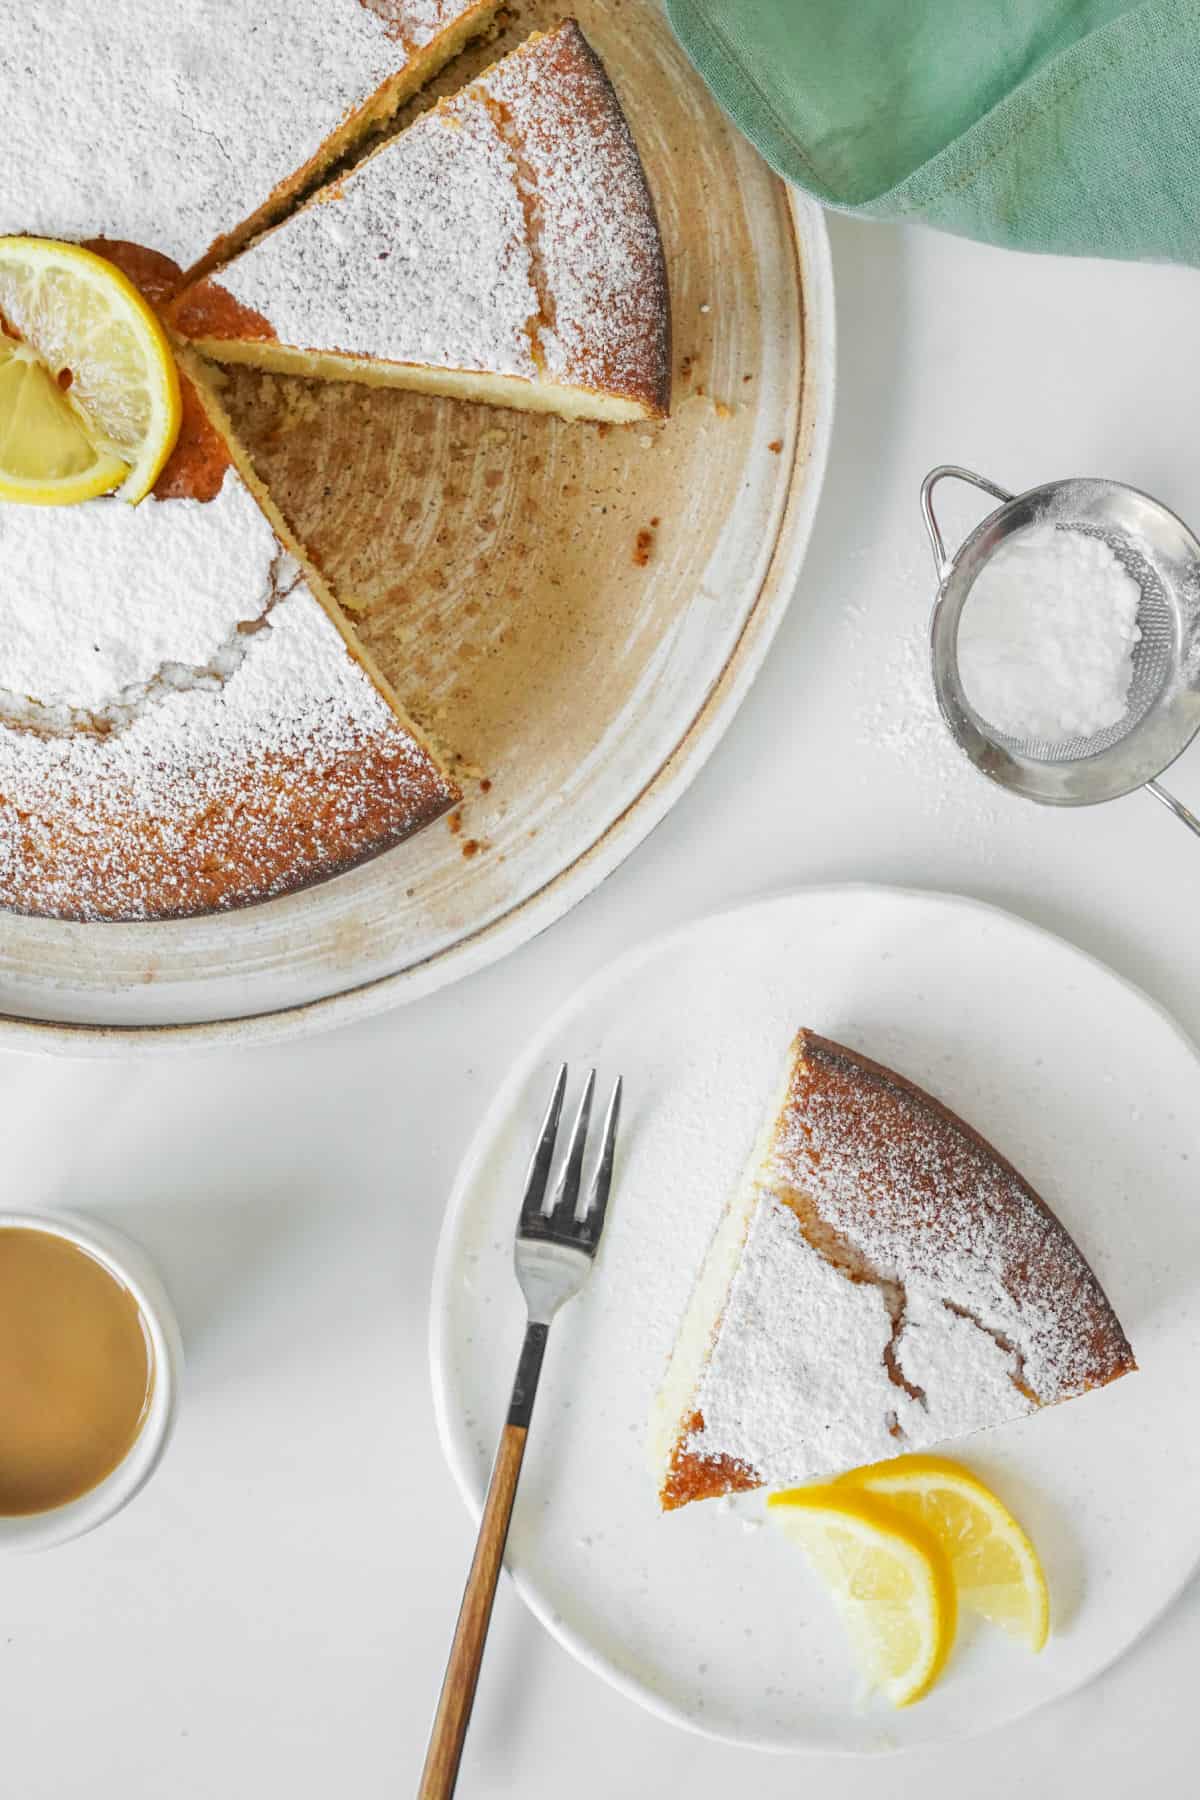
[0,330,128,504]
[839,1457,1050,1652]
[0,237,180,503]
[768,1485,956,1706]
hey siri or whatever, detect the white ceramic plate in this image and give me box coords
[0,2,834,1052]
[430,885,1200,1753]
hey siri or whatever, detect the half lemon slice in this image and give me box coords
[0,237,181,504]
[768,1485,957,1706]
[839,1456,1050,1651]
[0,330,128,505]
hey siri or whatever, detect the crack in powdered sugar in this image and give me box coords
[0,559,301,740]
[941,1299,1034,1401]
[776,1184,928,1417]
[682,1036,1132,1486]
[0,469,451,918]
[481,95,557,371]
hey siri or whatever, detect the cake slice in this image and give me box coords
[0,368,459,921]
[655,1031,1135,1509]
[1,0,501,283]
[169,22,671,423]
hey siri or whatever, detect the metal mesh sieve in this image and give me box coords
[922,467,1200,833]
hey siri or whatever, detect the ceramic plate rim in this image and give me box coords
[0,193,834,1057]
[428,881,1200,1755]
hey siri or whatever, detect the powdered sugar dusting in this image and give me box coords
[691,1193,1027,1485]
[0,0,489,271]
[486,21,669,399]
[0,475,286,712]
[212,22,669,408]
[680,1032,1133,1489]
[0,472,454,919]
[221,96,539,378]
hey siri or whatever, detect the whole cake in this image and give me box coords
[655,1031,1135,1509]
[0,0,501,281]
[0,374,458,920]
[171,22,671,422]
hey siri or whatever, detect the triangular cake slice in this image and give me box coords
[0,368,459,921]
[2,1,502,284]
[169,21,671,423]
[655,1030,1135,1509]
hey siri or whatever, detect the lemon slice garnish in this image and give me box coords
[839,1456,1050,1652]
[768,1485,957,1706]
[0,330,128,504]
[0,237,181,504]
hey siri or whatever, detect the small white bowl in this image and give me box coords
[0,1210,182,1552]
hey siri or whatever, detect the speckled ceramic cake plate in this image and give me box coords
[430,886,1200,1753]
[0,0,833,1052]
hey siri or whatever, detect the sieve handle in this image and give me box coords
[921,466,1014,581]
[1146,780,1200,838]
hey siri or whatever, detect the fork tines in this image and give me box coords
[519,1064,622,1250]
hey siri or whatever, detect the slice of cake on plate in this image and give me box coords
[655,1031,1135,1509]
[170,21,672,422]
[0,370,459,921]
[0,0,501,282]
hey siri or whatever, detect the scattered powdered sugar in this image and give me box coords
[0,471,452,919]
[0,0,488,271]
[957,524,1142,742]
[681,1033,1132,1487]
[215,22,669,405]
[841,556,1026,865]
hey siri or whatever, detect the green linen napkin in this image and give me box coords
[666,0,1200,264]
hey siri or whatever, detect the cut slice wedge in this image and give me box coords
[839,1456,1050,1651]
[0,237,180,503]
[768,1485,957,1706]
[0,331,127,504]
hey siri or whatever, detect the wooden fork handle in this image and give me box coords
[418,1322,549,1799]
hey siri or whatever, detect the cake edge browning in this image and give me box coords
[0,738,460,925]
[658,1029,1136,1511]
[526,19,672,419]
[793,1029,1137,1391]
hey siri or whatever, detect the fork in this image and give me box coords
[418,1064,622,1800]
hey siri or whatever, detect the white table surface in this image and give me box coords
[5,216,1200,1797]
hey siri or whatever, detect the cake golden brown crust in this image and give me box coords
[0,737,456,924]
[662,1411,758,1512]
[517,21,671,418]
[660,1031,1136,1509]
[791,1032,1136,1385]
